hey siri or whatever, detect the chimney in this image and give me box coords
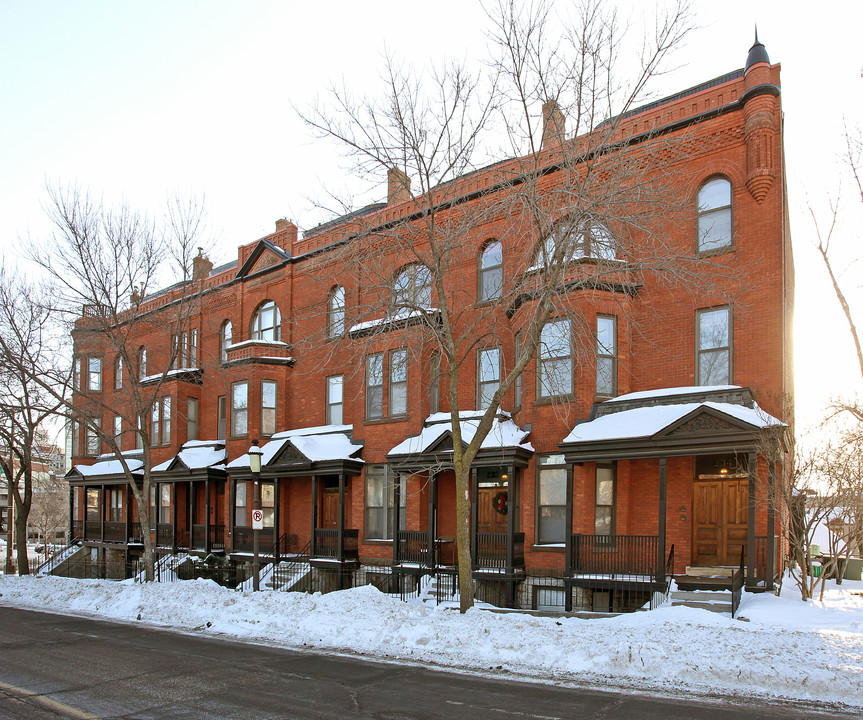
[541,99,565,148]
[192,247,213,281]
[387,167,411,205]
[273,218,298,247]
[130,284,142,305]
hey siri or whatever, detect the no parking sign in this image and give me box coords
[251,509,264,530]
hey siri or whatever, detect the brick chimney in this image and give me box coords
[541,99,565,148]
[192,248,213,281]
[387,167,411,205]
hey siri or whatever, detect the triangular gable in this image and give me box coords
[656,405,758,439]
[269,440,311,467]
[236,239,290,279]
[425,430,459,454]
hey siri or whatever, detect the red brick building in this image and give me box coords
[66,38,791,611]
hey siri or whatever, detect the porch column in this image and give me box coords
[747,452,757,586]
[171,483,177,550]
[124,484,130,543]
[505,465,515,575]
[392,471,401,566]
[767,460,776,591]
[228,476,235,552]
[204,479,211,553]
[274,478,281,561]
[68,487,74,541]
[428,472,436,568]
[337,473,345,563]
[470,467,478,571]
[189,481,194,549]
[657,458,667,585]
[310,475,318,557]
[100,485,105,542]
[564,464,574,612]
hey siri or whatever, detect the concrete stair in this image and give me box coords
[670,588,733,614]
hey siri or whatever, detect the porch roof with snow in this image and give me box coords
[559,386,787,462]
[151,441,227,482]
[387,411,534,471]
[66,452,144,486]
[226,425,364,479]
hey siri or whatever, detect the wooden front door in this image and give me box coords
[321,488,340,529]
[477,487,509,533]
[692,480,747,566]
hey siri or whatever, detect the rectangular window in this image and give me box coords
[217,396,226,440]
[162,397,171,444]
[514,332,522,408]
[113,416,122,442]
[160,485,171,524]
[429,352,440,414]
[189,329,198,367]
[364,465,405,540]
[235,482,247,526]
[114,356,123,390]
[150,397,172,445]
[595,465,615,536]
[85,419,100,456]
[537,454,567,544]
[71,421,80,457]
[73,357,81,391]
[149,485,157,524]
[171,333,180,370]
[539,319,572,397]
[231,382,248,437]
[261,481,275,527]
[478,347,500,410]
[87,357,102,392]
[109,487,123,522]
[389,349,407,417]
[187,397,199,442]
[86,488,99,521]
[366,353,383,420]
[261,380,277,436]
[697,307,731,385]
[327,375,343,425]
[596,315,617,397]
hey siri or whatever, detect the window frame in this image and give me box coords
[220,320,233,364]
[537,318,573,399]
[151,397,171,446]
[87,357,102,392]
[393,264,432,310]
[261,380,277,436]
[235,481,247,527]
[113,415,122,443]
[429,351,441,415]
[114,356,123,390]
[696,176,733,254]
[365,353,384,420]
[186,397,199,442]
[514,331,523,409]
[478,239,503,302]
[85,418,100,457]
[73,357,81,391]
[250,300,281,342]
[326,375,344,425]
[595,464,616,537]
[388,348,408,418]
[696,306,732,386]
[539,218,617,267]
[217,395,226,440]
[477,346,501,410]
[363,464,406,541]
[138,347,147,380]
[596,315,617,397]
[328,285,346,338]
[231,381,249,438]
[535,454,567,546]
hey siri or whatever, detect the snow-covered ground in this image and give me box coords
[0,574,861,710]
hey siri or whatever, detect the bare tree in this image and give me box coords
[299,0,713,611]
[0,268,65,574]
[23,184,209,581]
[30,469,69,555]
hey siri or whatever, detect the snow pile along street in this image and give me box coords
[1,574,862,709]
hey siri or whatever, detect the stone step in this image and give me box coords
[672,599,732,613]
[671,590,731,602]
[684,565,735,577]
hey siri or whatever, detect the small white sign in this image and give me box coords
[251,509,264,530]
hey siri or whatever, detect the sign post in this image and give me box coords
[248,440,264,591]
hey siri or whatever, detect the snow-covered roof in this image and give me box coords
[349,308,438,335]
[605,385,741,403]
[388,411,533,457]
[139,367,200,384]
[152,441,227,472]
[562,401,784,445]
[72,452,143,477]
[227,425,362,469]
[227,339,290,350]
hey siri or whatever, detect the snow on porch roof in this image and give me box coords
[71,451,144,477]
[603,385,741,403]
[561,401,784,445]
[152,441,227,472]
[226,425,362,469]
[388,411,534,458]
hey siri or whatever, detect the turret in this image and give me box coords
[742,30,780,203]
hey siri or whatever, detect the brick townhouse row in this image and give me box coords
[64,37,792,612]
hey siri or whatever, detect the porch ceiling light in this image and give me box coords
[248,439,263,474]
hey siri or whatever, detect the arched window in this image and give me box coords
[220,320,233,364]
[393,264,432,310]
[539,218,616,267]
[328,286,345,338]
[250,301,281,342]
[478,240,503,301]
[697,177,732,252]
[137,347,147,380]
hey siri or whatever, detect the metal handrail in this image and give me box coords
[731,545,745,618]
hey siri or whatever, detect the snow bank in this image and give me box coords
[1,575,862,709]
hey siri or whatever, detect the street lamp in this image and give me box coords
[248,439,263,591]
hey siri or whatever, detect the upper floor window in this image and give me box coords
[251,301,281,342]
[366,353,384,420]
[539,218,616,267]
[328,286,345,338]
[87,357,102,392]
[429,352,441,415]
[389,349,408,417]
[478,240,502,301]
[538,319,572,397]
[151,397,171,446]
[393,264,432,310]
[595,465,615,536]
[537,454,566,544]
[514,332,523,408]
[478,347,501,410]
[220,321,232,364]
[73,357,81,391]
[85,418,101,456]
[261,380,277,436]
[327,375,344,425]
[114,356,123,390]
[596,315,617,397]
[231,381,249,436]
[697,306,731,385]
[697,177,732,253]
[364,464,406,540]
[217,395,226,441]
[186,397,199,442]
[138,347,147,380]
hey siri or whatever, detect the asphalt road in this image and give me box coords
[0,606,852,719]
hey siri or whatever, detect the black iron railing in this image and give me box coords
[395,530,432,566]
[731,546,745,618]
[570,534,659,577]
[157,524,173,547]
[71,520,83,540]
[84,520,101,540]
[475,532,525,570]
[232,526,275,553]
[210,524,225,550]
[103,522,126,543]
[191,524,207,549]
[312,528,359,561]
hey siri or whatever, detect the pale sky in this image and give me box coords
[1,1,861,433]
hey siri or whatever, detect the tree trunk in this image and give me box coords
[455,464,473,613]
[14,512,29,575]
